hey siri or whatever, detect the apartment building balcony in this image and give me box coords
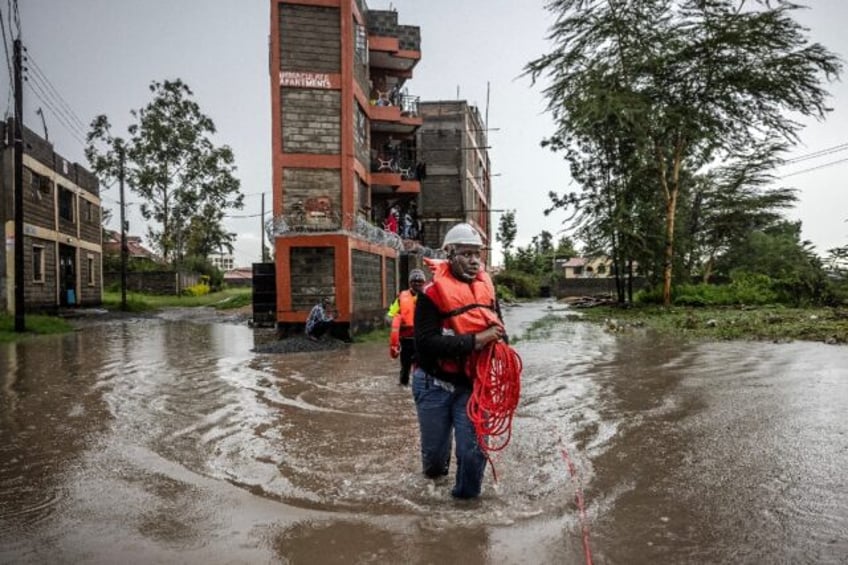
[367,10,421,73]
[370,139,421,194]
[369,93,421,134]
[370,163,420,194]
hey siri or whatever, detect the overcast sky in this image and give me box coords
[4,0,847,267]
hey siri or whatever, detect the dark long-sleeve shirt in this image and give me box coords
[414,290,505,389]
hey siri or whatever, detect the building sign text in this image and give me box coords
[280,71,332,89]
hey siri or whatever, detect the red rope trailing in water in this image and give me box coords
[561,443,594,565]
[466,340,523,480]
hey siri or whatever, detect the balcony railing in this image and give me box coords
[370,141,422,180]
[399,93,419,117]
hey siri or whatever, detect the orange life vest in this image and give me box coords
[397,290,417,337]
[423,261,502,375]
[389,290,418,357]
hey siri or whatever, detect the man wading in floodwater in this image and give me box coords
[412,223,508,499]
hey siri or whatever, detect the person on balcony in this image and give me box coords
[384,205,399,233]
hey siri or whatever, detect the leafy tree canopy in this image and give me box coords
[86,79,244,265]
[526,0,842,304]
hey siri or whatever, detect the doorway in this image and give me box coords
[59,244,77,306]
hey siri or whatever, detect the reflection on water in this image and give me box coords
[0,304,846,564]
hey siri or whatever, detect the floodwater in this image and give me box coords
[1,302,846,565]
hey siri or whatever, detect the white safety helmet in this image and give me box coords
[442,223,483,249]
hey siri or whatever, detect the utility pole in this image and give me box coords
[13,39,25,332]
[118,144,128,311]
[260,192,266,262]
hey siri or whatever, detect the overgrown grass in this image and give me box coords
[0,314,74,342]
[511,313,564,343]
[102,287,252,312]
[353,326,391,343]
[576,304,848,343]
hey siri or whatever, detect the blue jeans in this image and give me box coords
[412,367,487,499]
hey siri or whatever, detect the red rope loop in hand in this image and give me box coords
[466,340,523,461]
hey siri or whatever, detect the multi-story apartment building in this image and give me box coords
[270,0,423,336]
[417,101,493,264]
[209,253,235,272]
[0,119,103,312]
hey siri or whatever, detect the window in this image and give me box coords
[354,23,368,65]
[32,245,45,282]
[85,201,93,222]
[87,255,95,285]
[28,168,51,200]
[59,186,74,222]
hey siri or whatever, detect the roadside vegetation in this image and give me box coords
[0,314,73,342]
[574,304,847,344]
[102,287,251,312]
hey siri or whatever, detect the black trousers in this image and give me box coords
[399,337,416,385]
[308,320,332,339]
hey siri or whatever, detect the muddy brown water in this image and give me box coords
[1,302,846,564]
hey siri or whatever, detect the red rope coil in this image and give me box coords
[466,340,523,459]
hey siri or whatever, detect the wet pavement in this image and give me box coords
[1,301,846,564]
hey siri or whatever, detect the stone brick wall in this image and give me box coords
[366,11,420,51]
[366,10,397,35]
[354,102,370,167]
[290,246,335,310]
[282,168,342,229]
[418,125,462,226]
[281,88,341,154]
[352,249,382,310]
[419,176,461,217]
[385,256,397,303]
[279,4,340,73]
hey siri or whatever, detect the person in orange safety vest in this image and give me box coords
[413,223,507,499]
[386,268,427,386]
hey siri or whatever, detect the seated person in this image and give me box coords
[305,297,335,341]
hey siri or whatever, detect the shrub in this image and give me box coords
[183,281,211,296]
[493,270,540,298]
[496,283,516,303]
[728,271,777,305]
[635,285,664,305]
[636,276,777,306]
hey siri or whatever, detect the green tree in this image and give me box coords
[716,221,828,305]
[496,210,518,268]
[527,0,841,305]
[86,79,243,265]
[684,141,798,282]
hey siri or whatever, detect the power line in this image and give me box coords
[783,142,848,165]
[0,4,13,98]
[225,211,268,219]
[780,156,848,179]
[25,72,86,140]
[25,52,87,131]
[24,76,86,146]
